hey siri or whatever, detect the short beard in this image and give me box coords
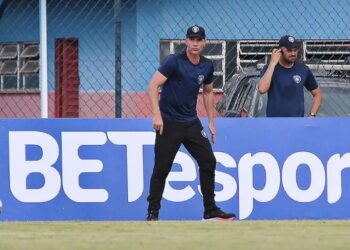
[287,57,296,63]
[282,54,296,64]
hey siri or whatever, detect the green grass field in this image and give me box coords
[0,221,349,250]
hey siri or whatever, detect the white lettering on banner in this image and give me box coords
[238,152,280,220]
[107,131,155,202]
[163,152,238,202]
[62,132,108,202]
[327,153,350,203]
[212,152,237,202]
[282,152,325,202]
[164,152,197,202]
[7,130,349,220]
[9,131,61,202]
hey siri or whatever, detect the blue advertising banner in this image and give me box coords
[0,118,350,221]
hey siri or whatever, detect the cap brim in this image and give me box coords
[284,44,300,49]
[187,35,205,39]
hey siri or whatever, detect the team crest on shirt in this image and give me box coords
[198,75,205,85]
[293,75,301,84]
[201,129,208,138]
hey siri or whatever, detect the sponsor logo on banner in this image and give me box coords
[7,131,350,219]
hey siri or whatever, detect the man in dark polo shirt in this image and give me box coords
[146,25,235,221]
[259,35,322,117]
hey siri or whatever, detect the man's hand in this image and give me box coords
[208,121,216,144]
[153,113,163,135]
[270,48,282,66]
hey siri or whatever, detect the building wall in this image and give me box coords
[0,0,349,117]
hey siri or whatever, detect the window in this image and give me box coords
[237,39,350,73]
[0,42,39,92]
[237,40,278,70]
[304,40,350,72]
[160,40,227,90]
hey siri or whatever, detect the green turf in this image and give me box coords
[0,221,349,250]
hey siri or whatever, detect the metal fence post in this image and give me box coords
[114,0,122,118]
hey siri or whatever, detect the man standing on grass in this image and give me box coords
[146,25,235,221]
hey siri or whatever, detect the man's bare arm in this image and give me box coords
[148,71,167,134]
[203,83,216,143]
[258,48,281,94]
[309,87,322,116]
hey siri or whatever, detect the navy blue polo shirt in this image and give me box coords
[158,52,214,122]
[260,63,318,117]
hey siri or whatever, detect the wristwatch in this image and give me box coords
[309,112,316,117]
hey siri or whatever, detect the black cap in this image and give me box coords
[279,35,300,49]
[186,25,206,39]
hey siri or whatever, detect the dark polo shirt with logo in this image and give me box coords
[158,52,214,122]
[261,63,318,117]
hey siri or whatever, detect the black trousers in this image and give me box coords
[147,118,217,213]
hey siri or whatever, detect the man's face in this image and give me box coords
[185,37,206,55]
[281,47,298,63]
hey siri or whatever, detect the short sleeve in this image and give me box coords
[203,62,214,85]
[305,67,318,91]
[158,54,177,78]
[260,65,268,77]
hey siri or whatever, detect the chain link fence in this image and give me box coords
[1,0,350,118]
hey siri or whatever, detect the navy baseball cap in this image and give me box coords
[186,25,206,39]
[279,35,300,49]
